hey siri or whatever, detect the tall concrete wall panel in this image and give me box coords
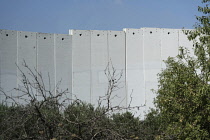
[70,30,91,103]
[107,30,126,108]
[37,33,55,96]
[143,28,162,112]
[124,28,145,117]
[17,31,37,102]
[0,30,17,103]
[90,30,108,106]
[55,34,72,100]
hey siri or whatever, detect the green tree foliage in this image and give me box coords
[0,102,161,140]
[111,110,163,139]
[112,112,142,139]
[154,0,210,139]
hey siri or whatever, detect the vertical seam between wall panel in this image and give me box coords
[54,34,56,96]
[70,30,74,102]
[71,34,73,103]
[16,31,19,101]
[142,28,146,109]
[107,31,110,104]
[90,31,92,104]
[36,33,38,99]
[0,32,1,94]
[124,30,127,108]
[160,29,162,68]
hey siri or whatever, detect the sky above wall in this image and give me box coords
[0,0,202,34]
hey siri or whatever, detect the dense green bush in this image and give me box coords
[0,101,162,140]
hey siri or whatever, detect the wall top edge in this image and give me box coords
[140,27,193,30]
[0,29,72,36]
[69,29,126,35]
[1,28,194,36]
[123,27,193,31]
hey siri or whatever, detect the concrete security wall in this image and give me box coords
[0,28,193,118]
[0,30,72,103]
[70,30,126,107]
